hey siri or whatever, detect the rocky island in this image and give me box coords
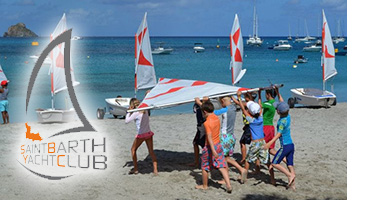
[3,23,38,37]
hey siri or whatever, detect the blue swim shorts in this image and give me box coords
[272,143,295,166]
[0,100,8,112]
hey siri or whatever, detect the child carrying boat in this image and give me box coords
[125,98,158,175]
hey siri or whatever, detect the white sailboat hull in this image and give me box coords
[290,88,336,107]
[36,108,76,123]
[105,98,131,117]
[246,37,263,45]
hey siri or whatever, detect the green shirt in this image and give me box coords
[262,99,275,126]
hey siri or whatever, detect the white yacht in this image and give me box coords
[303,40,322,52]
[193,43,205,53]
[246,6,263,46]
[273,40,292,51]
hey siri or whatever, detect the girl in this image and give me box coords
[125,98,158,175]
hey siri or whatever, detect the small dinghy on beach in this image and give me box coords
[288,10,337,108]
[98,12,156,119]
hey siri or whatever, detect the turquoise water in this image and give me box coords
[0,37,347,122]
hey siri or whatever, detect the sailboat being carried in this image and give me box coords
[0,65,8,83]
[246,6,263,46]
[36,13,80,123]
[99,12,156,119]
[289,10,337,108]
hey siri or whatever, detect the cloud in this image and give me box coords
[137,2,160,9]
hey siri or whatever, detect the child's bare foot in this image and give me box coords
[217,179,226,185]
[195,185,208,190]
[128,169,139,175]
[226,185,232,194]
[287,174,296,188]
[153,170,158,176]
[238,169,247,184]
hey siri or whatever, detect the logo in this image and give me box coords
[18,29,108,180]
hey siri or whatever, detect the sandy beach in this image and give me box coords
[0,103,347,200]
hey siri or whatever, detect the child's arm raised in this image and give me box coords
[258,89,263,116]
[231,95,240,105]
[237,91,251,117]
[275,87,284,102]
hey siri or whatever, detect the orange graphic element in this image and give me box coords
[25,123,43,141]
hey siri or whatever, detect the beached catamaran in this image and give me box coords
[36,13,80,123]
[230,14,246,85]
[101,12,157,119]
[289,10,337,108]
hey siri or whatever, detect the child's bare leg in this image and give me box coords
[225,157,246,184]
[145,137,158,175]
[190,144,200,167]
[5,111,9,124]
[254,159,260,174]
[240,144,247,164]
[269,148,277,156]
[195,170,209,190]
[272,164,295,187]
[287,165,296,190]
[130,138,144,174]
[1,112,5,124]
[267,162,275,185]
[218,167,232,193]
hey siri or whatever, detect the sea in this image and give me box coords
[0,37,347,123]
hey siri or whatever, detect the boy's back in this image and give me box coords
[203,114,220,145]
[277,114,293,146]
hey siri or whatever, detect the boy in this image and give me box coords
[236,91,274,183]
[264,95,296,190]
[195,101,232,193]
[196,96,246,184]
[0,80,9,124]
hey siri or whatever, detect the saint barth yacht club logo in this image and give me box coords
[18,29,108,180]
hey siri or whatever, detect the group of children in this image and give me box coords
[192,87,296,193]
[124,87,295,194]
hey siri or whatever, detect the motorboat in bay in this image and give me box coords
[273,40,292,51]
[193,43,205,53]
[152,42,173,55]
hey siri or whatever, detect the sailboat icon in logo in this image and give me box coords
[26,14,95,138]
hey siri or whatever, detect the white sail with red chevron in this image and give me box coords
[135,12,156,92]
[50,13,79,95]
[230,14,246,85]
[322,10,337,85]
[0,65,8,82]
[129,78,259,112]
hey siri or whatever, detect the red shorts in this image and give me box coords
[263,125,275,149]
[201,143,227,171]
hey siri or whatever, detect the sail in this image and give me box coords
[0,65,8,82]
[230,14,246,85]
[322,10,337,81]
[50,13,80,94]
[129,78,258,112]
[135,12,156,91]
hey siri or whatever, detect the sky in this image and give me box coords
[0,0,347,37]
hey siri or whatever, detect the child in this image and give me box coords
[0,80,9,124]
[196,96,246,184]
[195,101,232,193]
[232,92,255,164]
[125,98,158,175]
[190,97,209,168]
[264,94,296,190]
[236,91,273,183]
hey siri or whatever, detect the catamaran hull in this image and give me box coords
[36,109,76,123]
[290,88,336,107]
[274,46,292,51]
[105,98,131,117]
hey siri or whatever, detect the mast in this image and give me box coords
[253,6,256,37]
